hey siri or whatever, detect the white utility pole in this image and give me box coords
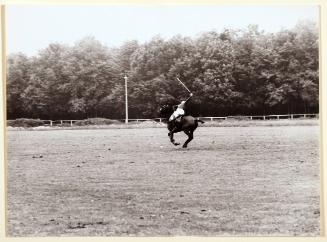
[124,74,128,123]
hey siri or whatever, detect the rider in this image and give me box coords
[169,93,193,123]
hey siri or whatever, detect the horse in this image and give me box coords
[159,104,204,148]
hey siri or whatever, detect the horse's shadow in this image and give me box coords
[166,145,221,152]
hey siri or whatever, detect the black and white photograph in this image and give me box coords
[4,3,321,237]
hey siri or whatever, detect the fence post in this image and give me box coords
[70,120,73,126]
[50,120,53,126]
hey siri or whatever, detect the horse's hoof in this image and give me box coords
[182,145,187,148]
[174,143,180,146]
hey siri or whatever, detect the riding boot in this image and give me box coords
[168,119,177,136]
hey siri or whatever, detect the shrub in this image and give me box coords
[74,118,122,126]
[7,118,45,127]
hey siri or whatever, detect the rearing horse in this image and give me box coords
[159,105,204,148]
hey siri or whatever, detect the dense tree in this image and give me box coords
[7,53,31,118]
[7,20,319,120]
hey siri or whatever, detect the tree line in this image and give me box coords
[7,20,318,120]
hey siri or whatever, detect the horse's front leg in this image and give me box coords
[169,130,180,146]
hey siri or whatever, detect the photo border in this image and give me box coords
[0,0,326,241]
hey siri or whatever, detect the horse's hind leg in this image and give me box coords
[183,130,193,148]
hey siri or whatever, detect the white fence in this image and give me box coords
[22,113,318,127]
[200,113,318,121]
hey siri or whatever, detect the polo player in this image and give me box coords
[169,93,193,123]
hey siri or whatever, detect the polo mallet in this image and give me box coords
[176,77,192,94]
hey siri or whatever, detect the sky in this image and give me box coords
[6,5,318,56]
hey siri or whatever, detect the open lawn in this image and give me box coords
[6,125,320,236]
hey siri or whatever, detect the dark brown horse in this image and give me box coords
[159,104,204,148]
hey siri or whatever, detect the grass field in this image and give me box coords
[6,124,320,236]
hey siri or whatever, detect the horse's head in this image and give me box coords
[159,104,174,118]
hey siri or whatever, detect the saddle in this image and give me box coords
[175,116,183,123]
[173,116,183,126]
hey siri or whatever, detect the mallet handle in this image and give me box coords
[176,77,191,94]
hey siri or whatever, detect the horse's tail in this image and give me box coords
[195,118,205,124]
